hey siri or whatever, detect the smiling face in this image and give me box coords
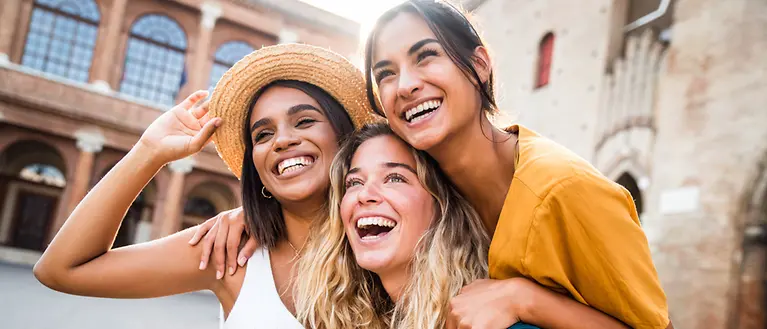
[340,135,435,276]
[248,85,339,203]
[370,11,487,151]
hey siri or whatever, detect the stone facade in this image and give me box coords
[466,0,767,327]
[0,0,359,260]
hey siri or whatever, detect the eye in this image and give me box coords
[374,69,394,84]
[385,173,407,184]
[416,48,439,63]
[296,117,317,127]
[345,178,363,189]
[253,130,273,143]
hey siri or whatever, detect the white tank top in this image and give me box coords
[221,247,303,329]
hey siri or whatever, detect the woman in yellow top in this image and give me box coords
[361,1,671,328]
[193,1,672,328]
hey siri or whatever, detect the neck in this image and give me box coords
[427,114,517,234]
[280,196,324,251]
[378,267,409,303]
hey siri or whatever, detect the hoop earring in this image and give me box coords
[261,186,273,199]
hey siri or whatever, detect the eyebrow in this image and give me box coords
[345,161,417,178]
[250,118,272,133]
[383,162,417,174]
[250,104,321,132]
[408,38,439,56]
[287,103,322,116]
[371,38,440,71]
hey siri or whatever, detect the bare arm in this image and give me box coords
[33,91,222,298]
[447,278,628,329]
[512,278,629,329]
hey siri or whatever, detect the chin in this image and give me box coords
[355,252,394,274]
[275,179,326,201]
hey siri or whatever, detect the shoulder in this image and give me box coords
[513,126,613,201]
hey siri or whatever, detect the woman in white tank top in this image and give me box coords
[32,44,377,329]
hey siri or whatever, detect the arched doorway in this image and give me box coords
[616,172,644,216]
[182,182,235,231]
[732,167,767,329]
[97,165,157,248]
[113,182,157,248]
[0,140,67,251]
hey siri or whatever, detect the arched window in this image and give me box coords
[535,32,555,89]
[183,197,218,219]
[120,14,187,106]
[21,0,100,82]
[19,163,66,187]
[209,41,254,89]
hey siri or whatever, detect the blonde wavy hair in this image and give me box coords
[295,123,490,329]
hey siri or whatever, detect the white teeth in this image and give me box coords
[277,156,314,175]
[356,216,396,229]
[405,99,442,122]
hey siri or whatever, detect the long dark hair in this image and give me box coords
[240,80,355,249]
[364,0,497,117]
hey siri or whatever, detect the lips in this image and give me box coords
[402,98,442,123]
[272,154,316,178]
[355,216,397,241]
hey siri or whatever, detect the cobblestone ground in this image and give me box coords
[0,262,221,329]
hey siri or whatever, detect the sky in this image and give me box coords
[298,0,406,39]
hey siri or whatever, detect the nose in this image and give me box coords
[357,182,383,205]
[272,129,301,152]
[396,67,423,99]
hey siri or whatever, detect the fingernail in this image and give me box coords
[216,271,223,280]
[214,118,222,127]
[199,261,205,270]
[228,267,234,275]
[238,256,247,267]
[188,238,195,244]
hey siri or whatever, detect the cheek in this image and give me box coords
[251,147,269,175]
[378,83,399,116]
[339,192,356,228]
[394,190,435,234]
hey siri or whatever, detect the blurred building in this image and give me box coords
[0,0,359,262]
[463,0,767,328]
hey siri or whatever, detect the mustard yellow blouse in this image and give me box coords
[489,125,669,329]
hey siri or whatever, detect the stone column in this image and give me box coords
[156,157,194,238]
[185,1,221,94]
[89,0,128,92]
[0,0,24,63]
[66,131,105,215]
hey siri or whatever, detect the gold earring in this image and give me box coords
[261,186,273,199]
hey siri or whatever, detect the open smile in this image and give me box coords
[402,98,442,124]
[272,155,316,179]
[355,216,398,242]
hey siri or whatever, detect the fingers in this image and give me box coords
[225,219,246,276]
[213,217,230,279]
[188,117,222,151]
[238,237,258,267]
[190,99,211,120]
[189,217,215,245]
[198,112,212,127]
[177,90,209,112]
[198,220,219,270]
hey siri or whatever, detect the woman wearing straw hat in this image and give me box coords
[33,44,376,328]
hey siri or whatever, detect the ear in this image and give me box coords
[471,46,492,84]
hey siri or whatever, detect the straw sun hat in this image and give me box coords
[208,43,380,179]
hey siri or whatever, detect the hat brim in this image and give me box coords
[208,44,379,179]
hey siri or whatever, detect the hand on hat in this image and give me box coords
[137,90,222,164]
